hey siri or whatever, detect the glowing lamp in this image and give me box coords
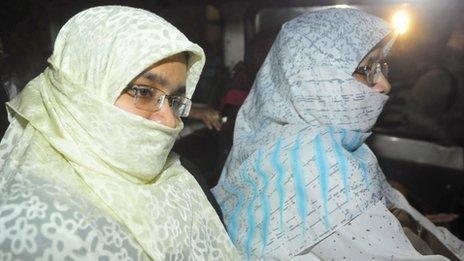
[392,10,410,35]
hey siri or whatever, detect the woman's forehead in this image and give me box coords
[354,33,394,71]
[359,43,389,66]
[132,54,188,95]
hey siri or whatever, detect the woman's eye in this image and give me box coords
[168,96,177,107]
[133,86,153,97]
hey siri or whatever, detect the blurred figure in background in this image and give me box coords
[404,19,464,145]
[174,27,279,187]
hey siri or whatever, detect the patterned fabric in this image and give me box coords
[212,8,394,259]
[0,6,238,260]
[213,7,464,260]
[306,201,451,261]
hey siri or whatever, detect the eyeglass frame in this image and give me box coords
[123,84,192,117]
[353,61,389,86]
[352,31,396,86]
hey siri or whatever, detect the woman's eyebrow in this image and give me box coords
[172,86,186,96]
[142,71,186,96]
[369,49,385,62]
[141,72,169,86]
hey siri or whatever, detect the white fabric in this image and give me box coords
[386,188,464,258]
[212,7,463,260]
[0,6,238,260]
[307,201,450,261]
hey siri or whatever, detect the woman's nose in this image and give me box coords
[148,102,179,128]
[372,73,391,94]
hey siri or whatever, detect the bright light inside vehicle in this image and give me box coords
[392,10,410,34]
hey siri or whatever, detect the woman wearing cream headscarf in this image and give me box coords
[213,8,464,260]
[0,6,238,260]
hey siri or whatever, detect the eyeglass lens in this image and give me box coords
[130,85,191,117]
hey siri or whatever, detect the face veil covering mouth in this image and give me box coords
[213,7,393,259]
[0,6,238,260]
[213,7,464,260]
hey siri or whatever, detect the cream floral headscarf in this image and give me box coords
[0,6,238,260]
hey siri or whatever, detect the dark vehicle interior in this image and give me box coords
[1,0,463,239]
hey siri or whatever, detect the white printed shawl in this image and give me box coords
[213,7,464,260]
[0,6,238,260]
[214,7,393,259]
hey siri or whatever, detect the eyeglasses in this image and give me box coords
[124,85,191,117]
[353,61,389,86]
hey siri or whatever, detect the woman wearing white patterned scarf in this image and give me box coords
[0,6,238,260]
[213,8,463,260]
